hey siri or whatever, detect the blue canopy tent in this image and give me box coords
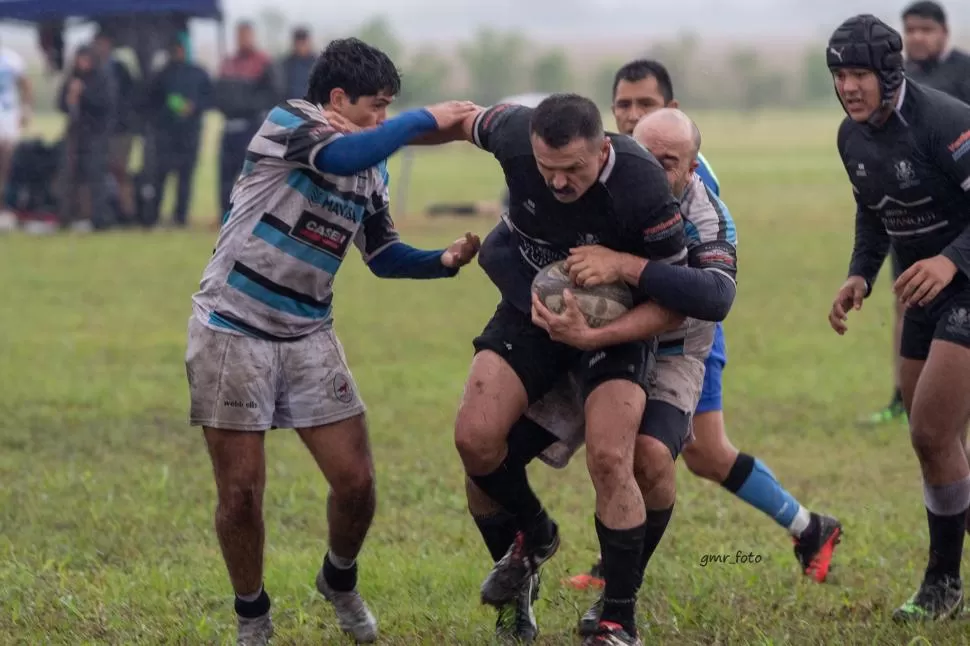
[0,0,224,74]
[0,0,225,227]
[0,0,221,21]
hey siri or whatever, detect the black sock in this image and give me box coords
[469,456,554,547]
[639,505,675,575]
[891,388,903,408]
[720,453,755,494]
[926,507,967,581]
[234,587,271,619]
[595,516,646,636]
[323,553,359,592]
[473,510,518,562]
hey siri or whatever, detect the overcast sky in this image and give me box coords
[0,0,967,60]
[213,0,969,42]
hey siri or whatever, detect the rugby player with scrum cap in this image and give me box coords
[862,1,970,426]
[827,14,970,620]
[185,38,480,646]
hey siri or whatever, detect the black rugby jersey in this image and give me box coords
[471,103,688,282]
[841,80,970,297]
[904,49,970,106]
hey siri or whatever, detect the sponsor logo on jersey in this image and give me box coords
[292,211,353,258]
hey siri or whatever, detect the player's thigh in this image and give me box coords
[274,326,366,431]
[203,427,267,507]
[911,297,970,442]
[641,353,706,461]
[185,316,279,432]
[577,342,652,470]
[458,301,578,445]
[899,307,935,412]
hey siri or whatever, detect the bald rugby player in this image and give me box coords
[564,59,842,593]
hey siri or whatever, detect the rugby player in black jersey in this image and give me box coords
[827,14,970,621]
[429,93,734,645]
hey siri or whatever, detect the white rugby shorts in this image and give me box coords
[185,315,365,431]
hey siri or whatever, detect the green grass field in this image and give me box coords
[1,108,964,645]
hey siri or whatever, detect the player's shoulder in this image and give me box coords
[473,103,533,156]
[948,48,970,68]
[836,116,864,155]
[269,99,326,126]
[605,133,665,184]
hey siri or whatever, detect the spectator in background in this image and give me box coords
[214,21,277,218]
[902,2,970,104]
[58,45,116,232]
[93,31,137,226]
[279,27,315,100]
[0,42,32,232]
[146,33,211,228]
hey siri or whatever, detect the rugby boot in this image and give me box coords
[495,571,541,643]
[236,613,273,646]
[316,567,379,643]
[582,621,642,646]
[892,575,964,622]
[564,556,605,591]
[577,594,604,636]
[793,513,842,583]
[859,396,906,426]
[481,523,560,607]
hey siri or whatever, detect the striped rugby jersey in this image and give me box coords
[657,172,738,356]
[192,100,399,341]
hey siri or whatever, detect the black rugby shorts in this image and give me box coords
[900,285,970,360]
[472,300,653,404]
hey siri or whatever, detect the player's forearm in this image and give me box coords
[409,122,468,146]
[314,109,437,175]
[583,301,686,349]
[942,225,970,279]
[848,210,890,294]
[634,262,736,322]
[366,241,458,279]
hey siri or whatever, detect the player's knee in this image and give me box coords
[217,480,263,525]
[634,436,675,496]
[454,412,505,473]
[682,443,728,481]
[910,414,956,462]
[586,441,634,487]
[331,463,376,506]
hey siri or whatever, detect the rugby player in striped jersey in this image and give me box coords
[186,38,480,646]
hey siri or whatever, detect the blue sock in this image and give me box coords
[721,453,810,535]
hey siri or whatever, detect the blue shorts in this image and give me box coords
[695,323,726,414]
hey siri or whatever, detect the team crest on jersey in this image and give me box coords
[895,159,919,188]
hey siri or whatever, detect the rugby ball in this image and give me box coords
[531,260,633,328]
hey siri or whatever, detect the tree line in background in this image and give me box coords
[348,18,837,111]
[27,15,840,114]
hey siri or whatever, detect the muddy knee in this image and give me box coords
[635,436,676,507]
